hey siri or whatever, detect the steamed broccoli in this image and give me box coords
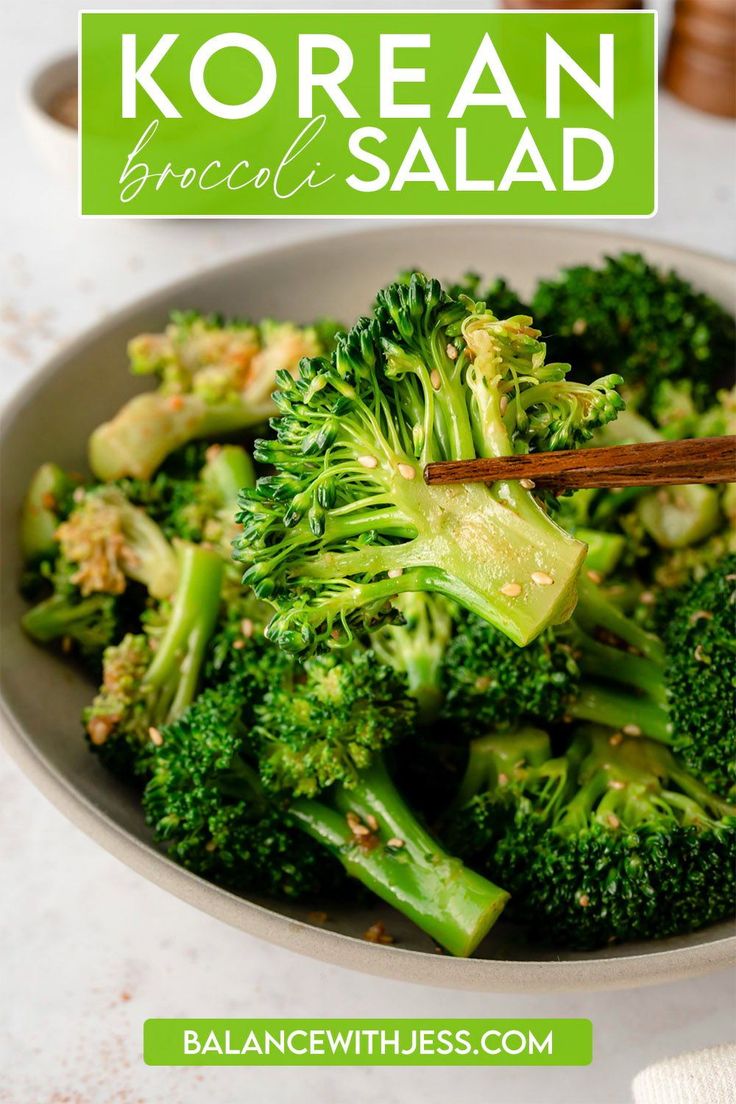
[20,462,80,564]
[532,253,736,424]
[444,727,736,948]
[89,312,341,481]
[442,560,736,796]
[370,593,455,723]
[236,275,624,655]
[84,542,224,778]
[144,679,341,899]
[21,556,121,667]
[55,485,178,600]
[147,649,509,955]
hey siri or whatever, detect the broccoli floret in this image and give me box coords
[532,252,736,424]
[251,650,509,955]
[144,680,340,899]
[441,561,736,796]
[89,313,341,481]
[84,542,224,778]
[21,555,121,667]
[145,648,509,954]
[444,727,736,948]
[236,274,624,655]
[56,485,178,601]
[370,593,455,724]
[441,612,580,736]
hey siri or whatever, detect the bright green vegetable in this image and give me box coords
[444,727,736,948]
[236,275,624,654]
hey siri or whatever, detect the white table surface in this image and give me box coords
[1,3,735,1103]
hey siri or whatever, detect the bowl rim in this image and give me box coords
[23,50,78,138]
[2,220,735,992]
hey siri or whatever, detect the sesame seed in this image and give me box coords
[240,618,254,637]
[205,840,217,852]
[41,492,57,510]
[387,838,405,849]
[694,643,707,663]
[498,772,509,786]
[430,369,442,390]
[205,444,222,462]
[572,318,587,336]
[366,814,379,831]
[358,454,378,469]
[352,823,371,837]
[387,568,403,579]
[446,343,458,361]
[167,394,184,412]
[657,489,670,505]
[578,894,590,907]
[233,638,245,650]
[148,726,163,746]
[308,910,328,925]
[73,486,86,503]
[519,478,535,490]
[640,591,655,605]
[499,394,509,415]
[623,723,641,737]
[607,814,621,829]
[531,571,554,587]
[609,779,626,790]
[397,462,416,481]
[586,569,603,585]
[475,676,491,692]
[689,610,713,623]
[87,718,112,746]
[346,812,361,830]
[500,582,522,598]
[609,732,623,746]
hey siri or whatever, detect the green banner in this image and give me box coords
[80,11,656,217]
[143,1018,593,1066]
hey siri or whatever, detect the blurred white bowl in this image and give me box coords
[22,52,78,184]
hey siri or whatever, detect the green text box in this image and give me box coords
[80,11,655,217]
[143,1018,593,1065]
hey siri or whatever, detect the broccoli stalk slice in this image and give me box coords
[291,757,509,957]
[144,543,225,722]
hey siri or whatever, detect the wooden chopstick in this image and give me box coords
[424,436,736,491]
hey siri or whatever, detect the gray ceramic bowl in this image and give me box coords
[2,223,734,991]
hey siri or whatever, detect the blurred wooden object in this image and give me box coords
[501,1,641,8]
[664,0,736,117]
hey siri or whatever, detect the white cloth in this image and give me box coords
[632,1044,736,1104]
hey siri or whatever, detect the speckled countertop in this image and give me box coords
[1,3,735,1103]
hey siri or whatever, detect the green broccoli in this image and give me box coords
[532,252,735,424]
[54,485,178,601]
[236,274,624,655]
[84,541,224,778]
[370,593,455,724]
[444,727,736,948]
[88,313,341,481]
[144,679,342,899]
[441,559,736,796]
[21,556,121,667]
[147,648,509,955]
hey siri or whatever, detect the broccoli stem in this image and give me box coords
[20,463,72,563]
[454,728,553,808]
[144,543,224,722]
[573,633,668,706]
[201,444,256,507]
[89,393,268,481]
[22,592,110,645]
[575,575,664,664]
[568,684,671,742]
[291,757,509,957]
[577,529,626,575]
